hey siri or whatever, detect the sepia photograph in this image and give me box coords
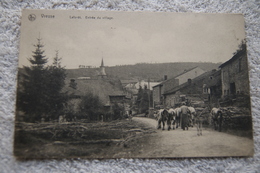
[14,9,254,159]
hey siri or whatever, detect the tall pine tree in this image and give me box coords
[17,39,68,122]
[17,37,48,122]
[135,85,151,114]
[45,51,67,120]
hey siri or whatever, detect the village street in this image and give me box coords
[131,117,254,158]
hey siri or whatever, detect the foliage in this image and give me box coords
[17,38,67,122]
[112,103,125,120]
[135,86,152,114]
[17,38,48,122]
[44,50,67,120]
[78,92,104,121]
[135,86,143,107]
[69,79,77,89]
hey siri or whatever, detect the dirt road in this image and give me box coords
[132,117,254,158]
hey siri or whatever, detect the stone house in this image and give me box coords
[152,66,205,108]
[163,69,221,108]
[219,44,250,107]
[219,45,249,97]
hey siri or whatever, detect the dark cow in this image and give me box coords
[156,109,169,130]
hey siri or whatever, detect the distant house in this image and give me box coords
[202,70,222,105]
[63,78,125,111]
[64,59,126,114]
[174,66,205,85]
[120,79,138,88]
[163,70,220,107]
[152,76,179,107]
[122,79,159,104]
[152,66,205,107]
[134,80,160,90]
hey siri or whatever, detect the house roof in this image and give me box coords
[163,70,220,95]
[172,66,200,79]
[152,82,163,88]
[219,46,246,68]
[62,85,82,96]
[63,78,125,104]
[153,66,201,88]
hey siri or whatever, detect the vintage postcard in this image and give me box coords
[14,9,254,159]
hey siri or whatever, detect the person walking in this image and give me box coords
[180,102,190,130]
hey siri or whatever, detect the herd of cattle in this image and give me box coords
[154,105,223,136]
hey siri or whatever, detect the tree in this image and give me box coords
[17,37,49,122]
[79,92,103,121]
[140,85,150,114]
[135,85,150,114]
[45,50,67,120]
[135,86,143,112]
[17,38,67,122]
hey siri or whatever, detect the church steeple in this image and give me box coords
[99,58,107,78]
[101,58,104,67]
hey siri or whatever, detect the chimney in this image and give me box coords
[164,75,167,80]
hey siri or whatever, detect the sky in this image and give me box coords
[19,10,246,69]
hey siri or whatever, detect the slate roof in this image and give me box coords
[153,66,201,88]
[63,78,125,105]
[219,45,246,68]
[163,69,221,95]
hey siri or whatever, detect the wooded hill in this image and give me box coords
[66,62,221,81]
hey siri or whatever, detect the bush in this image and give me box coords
[79,93,104,121]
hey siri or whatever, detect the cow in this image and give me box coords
[174,107,182,128]
[167,108,176,130]
[188,107,196,127]
[211,108,223,132]
[156,109,169,130]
